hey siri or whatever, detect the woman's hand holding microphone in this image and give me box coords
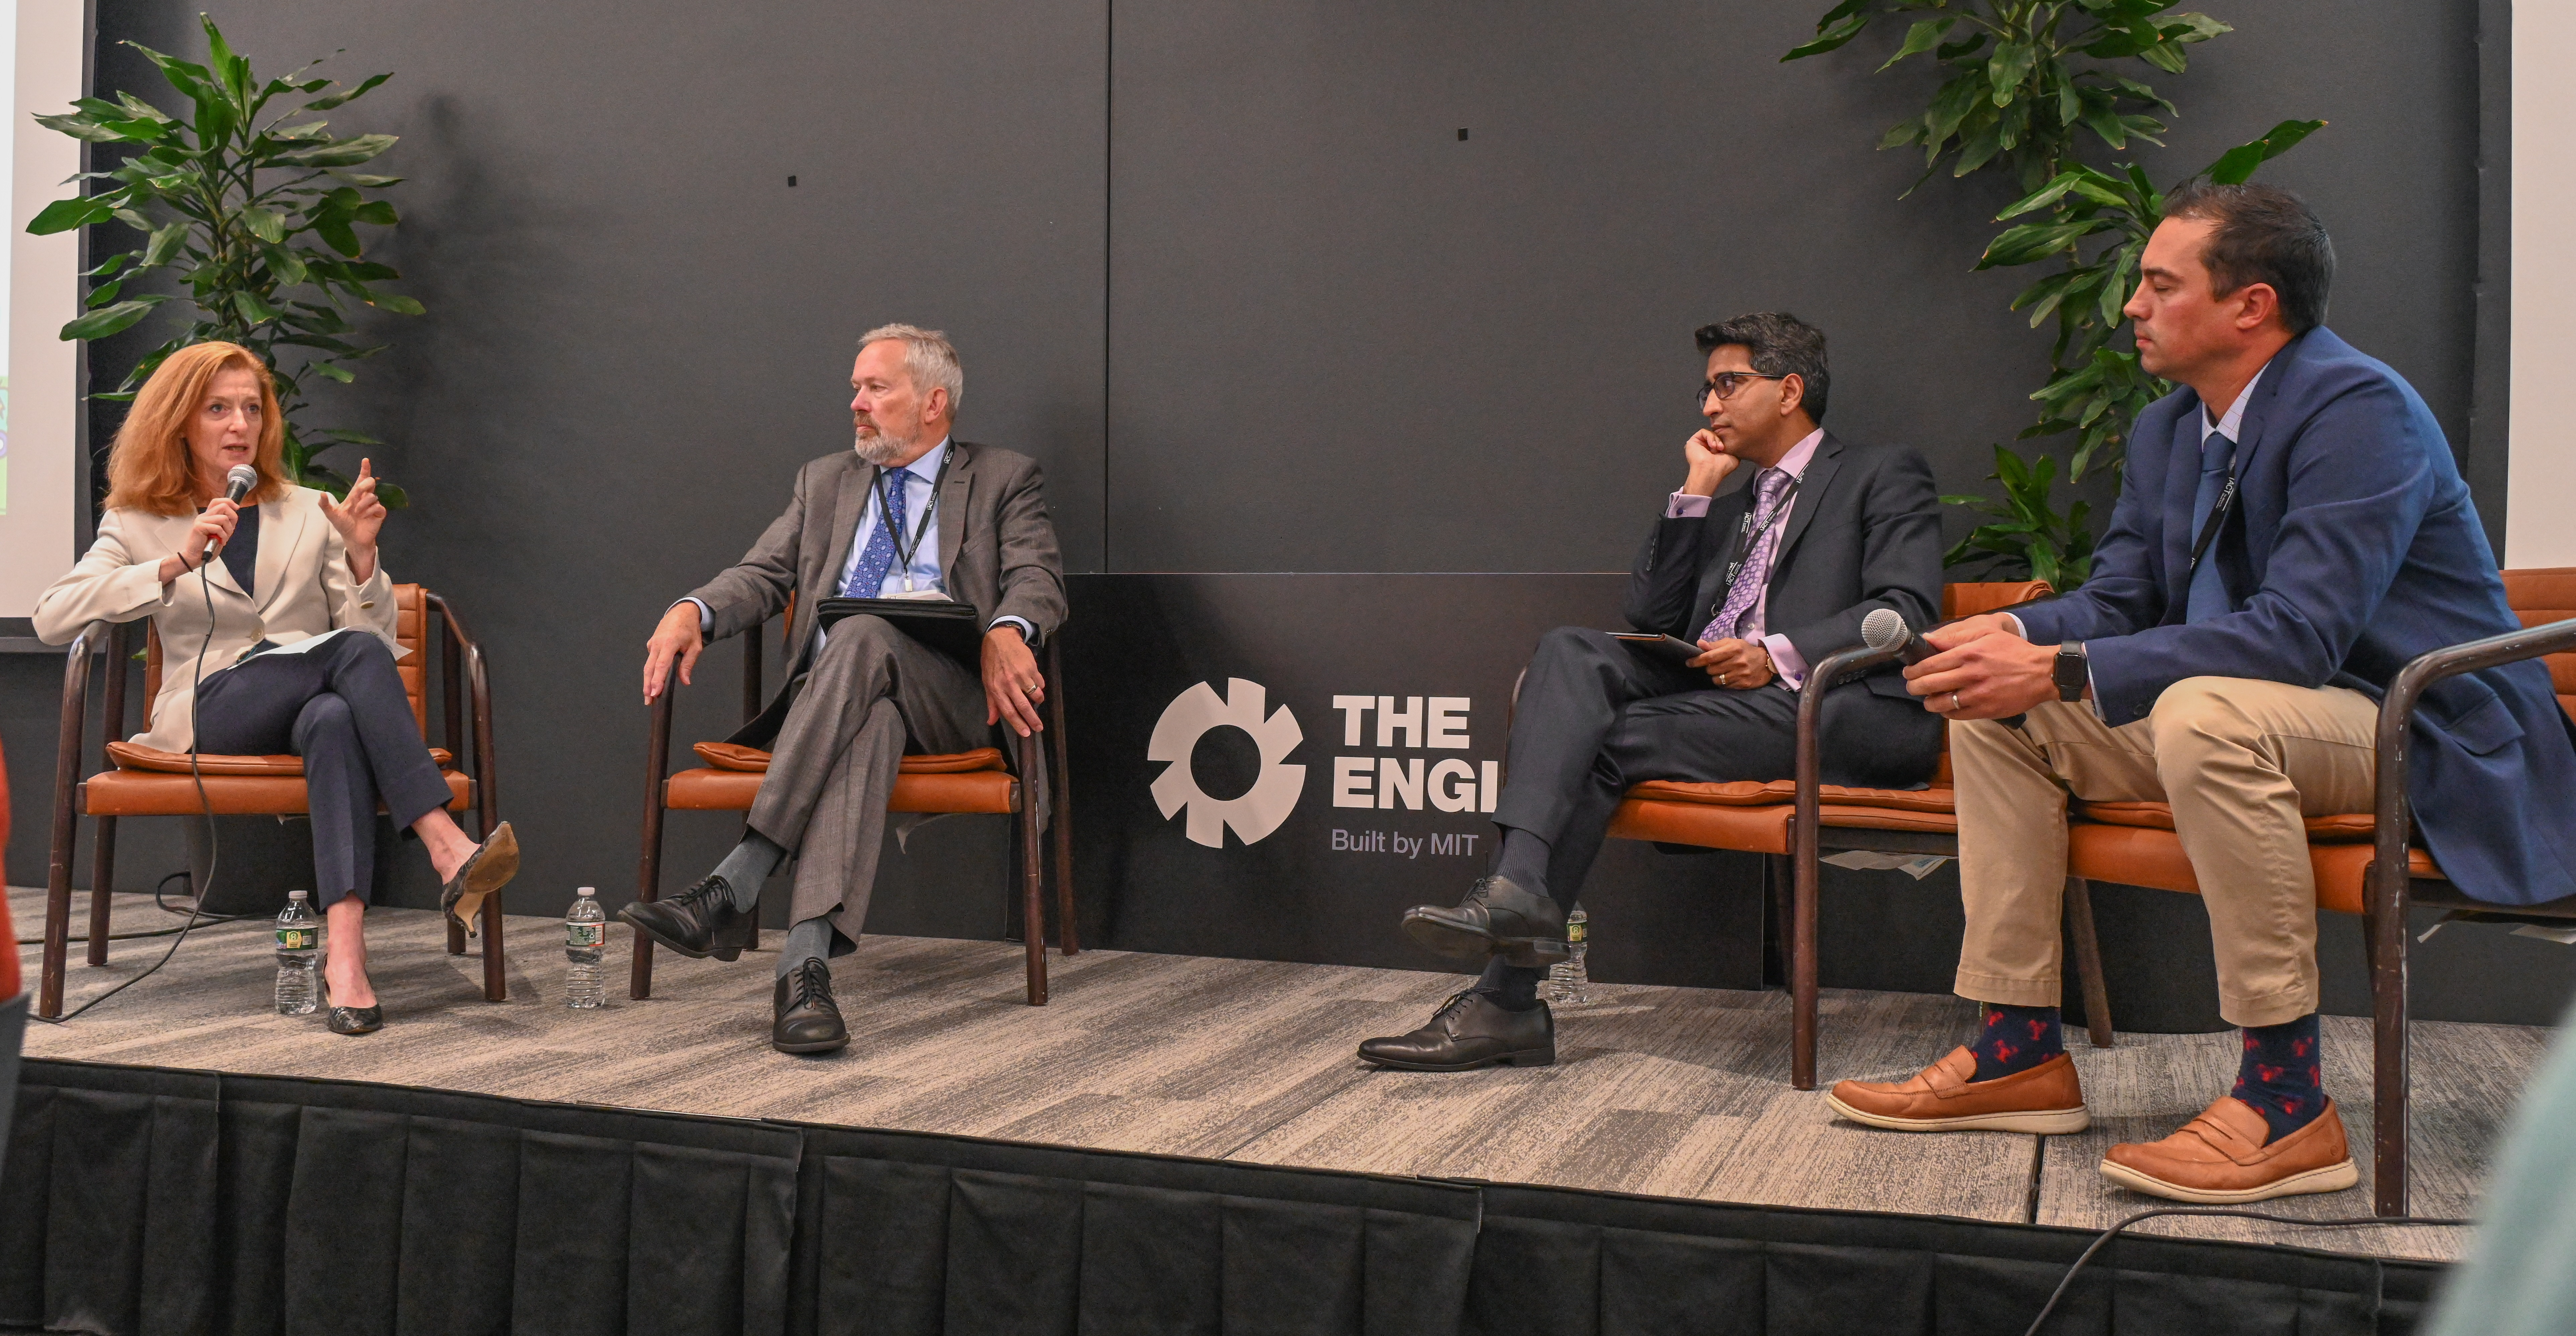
[157,499,241,585]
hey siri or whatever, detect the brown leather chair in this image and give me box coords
[39,586,503,1018]
[1598,582,2106,1091]
[2047,566,2576,1214]
[630,604,1077,1005]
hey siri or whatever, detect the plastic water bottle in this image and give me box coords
[274,890,319,1015]
[1546,904,1590,1005]
[565,887,607,1009]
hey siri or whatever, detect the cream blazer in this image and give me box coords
[34,486,404,752]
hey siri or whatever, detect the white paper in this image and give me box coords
[2510,923,2576,945]
[240,627,355,659]
[1818,850,1951,880]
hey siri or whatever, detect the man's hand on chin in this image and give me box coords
[1902,614,2067,719]
[982,625,1046,737]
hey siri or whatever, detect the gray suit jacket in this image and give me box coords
[687,441,1067,745]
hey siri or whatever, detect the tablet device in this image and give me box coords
[1608,632,1704,665]
[814,596,985,664]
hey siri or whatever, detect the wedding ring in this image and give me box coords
[1718,674,1729,687]
[1950,692,1963,712]
[1022,682,1041,696]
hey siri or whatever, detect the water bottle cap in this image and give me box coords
[577,886,596,896]
[287,889,308,900]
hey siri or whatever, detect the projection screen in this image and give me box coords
[1,0,85,618]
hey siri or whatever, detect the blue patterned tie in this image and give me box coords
[2185,432,2235,623]
[842,467,910,598]
[1702,468,1794,643]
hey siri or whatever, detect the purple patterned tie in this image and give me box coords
[1700,468,1793,643]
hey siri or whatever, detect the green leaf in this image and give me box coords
[1878,17,1957,72]
[32,111,134,144]
[1986,41,2037,105]
[240,204,287,243]
[351,200,398,226]
[1978,218,2106,268]
[2204,118,2326,185]
[302,71,390,111]
[373,481,410,509]
[86,279,125,308]
[1784,11,1872,61]
[27,195,116,234]
[367,292,425,316]
[311,361,355,382]
[273,133,397,168]
[2139,40,2187,73]
[314,217,362,257]
[233,290,283,325]
[60,295,173,341]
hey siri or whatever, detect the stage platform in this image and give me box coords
[11,889,2543,1264]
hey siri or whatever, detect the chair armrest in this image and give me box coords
[1793,642,1904,850]
[427,593,501,827]
[2371,615,2576,921]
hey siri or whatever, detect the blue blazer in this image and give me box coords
[2014,327,2576,907]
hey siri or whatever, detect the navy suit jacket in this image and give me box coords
[2015,327,2576,906]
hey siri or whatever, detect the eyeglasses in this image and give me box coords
[1697,371,1783,405]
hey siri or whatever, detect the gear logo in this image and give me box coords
[1148,679,1306,847]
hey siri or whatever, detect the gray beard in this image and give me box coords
[853,428,913,465]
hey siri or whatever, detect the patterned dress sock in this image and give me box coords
[775,915,835,980]
[2230,1013,2326,1141]
[1472,955,1547,1012]
[713,832,787,912]
[1490,827,1552,900]
[1969,1002,2065,1081]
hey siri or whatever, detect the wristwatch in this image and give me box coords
[2053,642,2088,703]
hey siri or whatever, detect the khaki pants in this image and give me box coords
[1952,676,2378,1028]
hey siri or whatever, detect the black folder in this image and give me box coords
[814,597,985,664]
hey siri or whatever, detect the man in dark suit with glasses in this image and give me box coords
[1358,311,1947,1071]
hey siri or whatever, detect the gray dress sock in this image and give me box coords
[777,915,836,978]
[712,832,787,911]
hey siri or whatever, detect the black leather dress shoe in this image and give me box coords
[1399,875,1569,967]
[618,874,754,960]
[1358,990,1554,1071]
[773,958,849,1054]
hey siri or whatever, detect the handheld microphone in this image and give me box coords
[202,464,258,566]
[1861,608,2025,727]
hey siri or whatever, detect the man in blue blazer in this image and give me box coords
[1826,183,2576,1204]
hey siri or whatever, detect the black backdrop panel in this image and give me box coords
[1063,573,1764,988]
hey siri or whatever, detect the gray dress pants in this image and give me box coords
[746,615,999,954]
[192,631,454,908]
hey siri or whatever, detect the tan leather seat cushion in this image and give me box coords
[2079,800,2376,842]
[2069,822,2442,916]
[85,768,472,817]
[667,767,1017,814]
[691,742,1005,775]
[107,740,454,775]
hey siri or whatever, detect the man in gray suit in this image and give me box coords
[1360,312,1945,1072]
[631,325,1066,1053]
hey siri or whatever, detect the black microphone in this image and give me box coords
[202,464,257,566]
[1861,608,2025,727]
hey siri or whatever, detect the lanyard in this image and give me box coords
[2184,450,2240,583]
[1713,472,1801,611]
[869,448,950,592]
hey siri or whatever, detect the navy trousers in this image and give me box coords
[193,631,453,907]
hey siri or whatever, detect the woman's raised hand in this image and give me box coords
[320,459,388,581]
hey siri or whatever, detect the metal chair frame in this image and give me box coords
[629,614,1077,1005]
[39,593,504,1018]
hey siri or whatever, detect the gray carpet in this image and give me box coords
[11,887,2541,1261]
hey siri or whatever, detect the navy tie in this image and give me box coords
[2185,432,2235,624]
[842,467,911,598]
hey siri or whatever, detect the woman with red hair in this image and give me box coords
[34,342,518,1034]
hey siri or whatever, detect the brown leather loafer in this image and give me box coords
[2099,1096,2358,1203]
[1826,1046,2090,1134]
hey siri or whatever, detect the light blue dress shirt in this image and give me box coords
[681,437,1035,646]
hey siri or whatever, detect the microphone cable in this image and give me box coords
[31,513,231,1023]
[2020,1205,2473,1336]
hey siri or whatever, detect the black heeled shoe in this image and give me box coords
[319,977,384,1036]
